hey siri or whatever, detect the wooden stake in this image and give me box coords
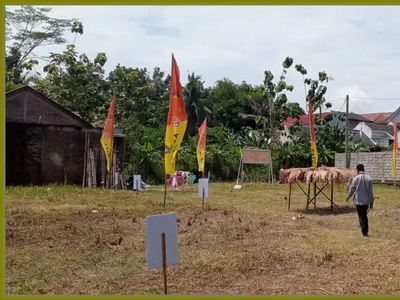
[163,175,168,209]
[82,131,88,187]
[288,183,292,211]
[313,183,317,209]
[161,233,167,295]
[202,186,205,211]
[330,180,334,211]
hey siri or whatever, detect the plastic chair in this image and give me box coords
[188,174,197,184]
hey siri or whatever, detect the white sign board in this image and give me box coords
[133,175,141,190]
[198,178,209,198]
[146,213,178,270]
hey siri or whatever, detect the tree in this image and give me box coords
[205,79,252,132]
[294,63,332,116]
[6,6,80,89]
[183,72,211,137]
[35,44,108,122]
[240,57,300,148]
[107,65,170,127]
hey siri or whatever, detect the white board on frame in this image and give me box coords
[133,175,141,190]
[198,178,209,198]
[146,213,178,270]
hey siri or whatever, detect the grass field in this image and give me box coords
[5,182,400,295]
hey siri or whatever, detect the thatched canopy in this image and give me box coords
[279,166,356,184]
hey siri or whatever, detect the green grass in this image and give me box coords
[5,182,400,295]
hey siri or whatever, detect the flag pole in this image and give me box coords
[164,53,174,208]
[202,117,207,179]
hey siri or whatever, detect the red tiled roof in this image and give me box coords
[283,112,331,126]
[362,112,393,124]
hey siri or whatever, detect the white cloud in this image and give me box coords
[7,5,400,114]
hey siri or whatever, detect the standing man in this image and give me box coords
[346,164,374,237]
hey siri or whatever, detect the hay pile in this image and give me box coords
[279,166,356,184]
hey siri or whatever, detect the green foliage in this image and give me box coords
[6,6,374,184]
[6,6,77,90]
[35,44,108,122]
[183,72,211,137]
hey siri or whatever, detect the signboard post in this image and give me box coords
[146,213,178,295]
[133,175,141,191]
[235,149,273,188]
[198,178,209,210]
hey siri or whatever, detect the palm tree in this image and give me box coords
[183,72,211,137]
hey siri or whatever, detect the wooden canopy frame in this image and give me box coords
[280,167,356,212]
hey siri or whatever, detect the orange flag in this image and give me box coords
[197,118,207,172]
[308,98,318,168]
[393,121,398,177]
[101,96,116,172]
[164,54,188,175]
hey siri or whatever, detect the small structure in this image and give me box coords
[6,86,125,187]
[235,148,274,186]
[279,166,356,211]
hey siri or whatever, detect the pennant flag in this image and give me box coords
[308,98,318,168]
[393,121,398,177]
[164,54,187,175]
[101,96,116,172]
[197,118,207,172]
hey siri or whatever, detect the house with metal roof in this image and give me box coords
[353,122,400,147]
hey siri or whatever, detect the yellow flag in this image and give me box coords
[308,98,318,167]
[197,119,207,172]
[164,54,188,175]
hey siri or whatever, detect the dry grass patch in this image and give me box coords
[5,183,400,295]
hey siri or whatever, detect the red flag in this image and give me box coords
[101,97,116,171]
[197,119,207,172]
[164,54,188,175]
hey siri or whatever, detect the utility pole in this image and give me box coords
[345,95,350,168]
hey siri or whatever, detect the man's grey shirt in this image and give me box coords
[348,173,374,205]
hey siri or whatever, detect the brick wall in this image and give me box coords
[6,123,103,186]
[335,152,400,182]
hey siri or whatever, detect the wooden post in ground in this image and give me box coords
[163,175,168,209]
[82,131,88,187]
[330,180,334,211]
[313,183,317,209]
[161,233,167,295]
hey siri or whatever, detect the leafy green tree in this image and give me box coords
[205,79,252,131]
[6,6,79,89]
[183,72,211,136]
[35,44,108,122]
[240,57,303,148]
[294,63,332,116]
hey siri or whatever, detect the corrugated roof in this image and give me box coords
[283,111,369,126]
[283,112,330,126]
[362,112,393,124]
[367,122,399,136]
[6,86,95,129]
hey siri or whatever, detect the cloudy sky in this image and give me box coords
[8,5,400,114]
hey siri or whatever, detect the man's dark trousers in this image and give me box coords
[356,205,369,236]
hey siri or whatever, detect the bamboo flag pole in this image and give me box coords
[164,54,174,209]
[393,121,398,189]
